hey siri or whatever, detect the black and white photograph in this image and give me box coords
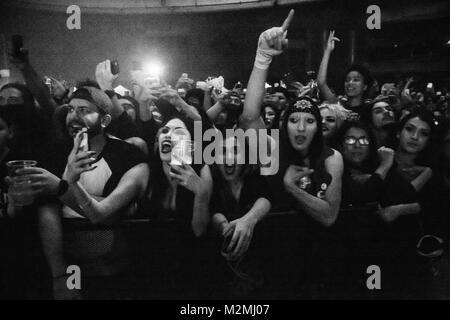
[0,0,449,303]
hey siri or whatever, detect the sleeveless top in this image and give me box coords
[268,146,335,213]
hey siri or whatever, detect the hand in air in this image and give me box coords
[95,59,118,91]
[254,9,294,70]
[325,30,340,53]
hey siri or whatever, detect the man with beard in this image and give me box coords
[362,95,397,148]
[10,86,149,299]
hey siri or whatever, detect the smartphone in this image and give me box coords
[11,35,23,58]
[110,59,120,75]
[79,131,89,153]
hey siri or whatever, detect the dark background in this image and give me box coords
[1,0,449,92]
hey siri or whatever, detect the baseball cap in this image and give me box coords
[70,86,113,115]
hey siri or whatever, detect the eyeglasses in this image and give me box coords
[344,137,370,146]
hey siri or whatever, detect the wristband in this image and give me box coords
[254,48,273,70]
[254,27,284,70]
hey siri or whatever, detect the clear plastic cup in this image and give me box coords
[0,69,10,78]
[170,139,194,166]
[6,160,37,206]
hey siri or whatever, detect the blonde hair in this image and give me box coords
[319,102,349,129]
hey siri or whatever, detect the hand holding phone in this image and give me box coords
[9,35,28,65]
[11,35,23,58]
[110,59,120,75]
[78,130,89,153]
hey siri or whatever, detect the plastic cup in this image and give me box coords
[0,69,10,78]
[6,160,37,206]
[170,139,194,166]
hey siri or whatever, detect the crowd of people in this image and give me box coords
[0,9,449,300]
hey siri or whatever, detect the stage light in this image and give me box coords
[143,61,163,77]
[446,40,450,45]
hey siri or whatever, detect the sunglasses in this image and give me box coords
[344,137,370,146]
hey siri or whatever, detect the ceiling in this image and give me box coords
[2,0,324,14]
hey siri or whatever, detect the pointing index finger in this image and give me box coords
[281,9,295,31]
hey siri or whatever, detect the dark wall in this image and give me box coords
[0,3,353,88]
[1,1,448,91]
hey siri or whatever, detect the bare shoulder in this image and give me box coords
[325,149,344,173]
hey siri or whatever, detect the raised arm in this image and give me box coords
[317,30,340,103]
[202,85,213,112]
[132,82,158,122]
[206,100,225,122]
[95,59,125,119]
[240,9,294,130]
[9,53,58,116]
[400,77,414,106]
[159,87,202,121]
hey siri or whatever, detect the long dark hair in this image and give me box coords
[209,137,259,217]
[336,120,378,173]
[396,109,437,166]
[148,114,204,219]
[279,96,324,167]
[262,104,281,130]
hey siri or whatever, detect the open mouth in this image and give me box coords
[322,125,329,132]
[68,123,87,137]
[161,140,172,153]
[295,135,306,144]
